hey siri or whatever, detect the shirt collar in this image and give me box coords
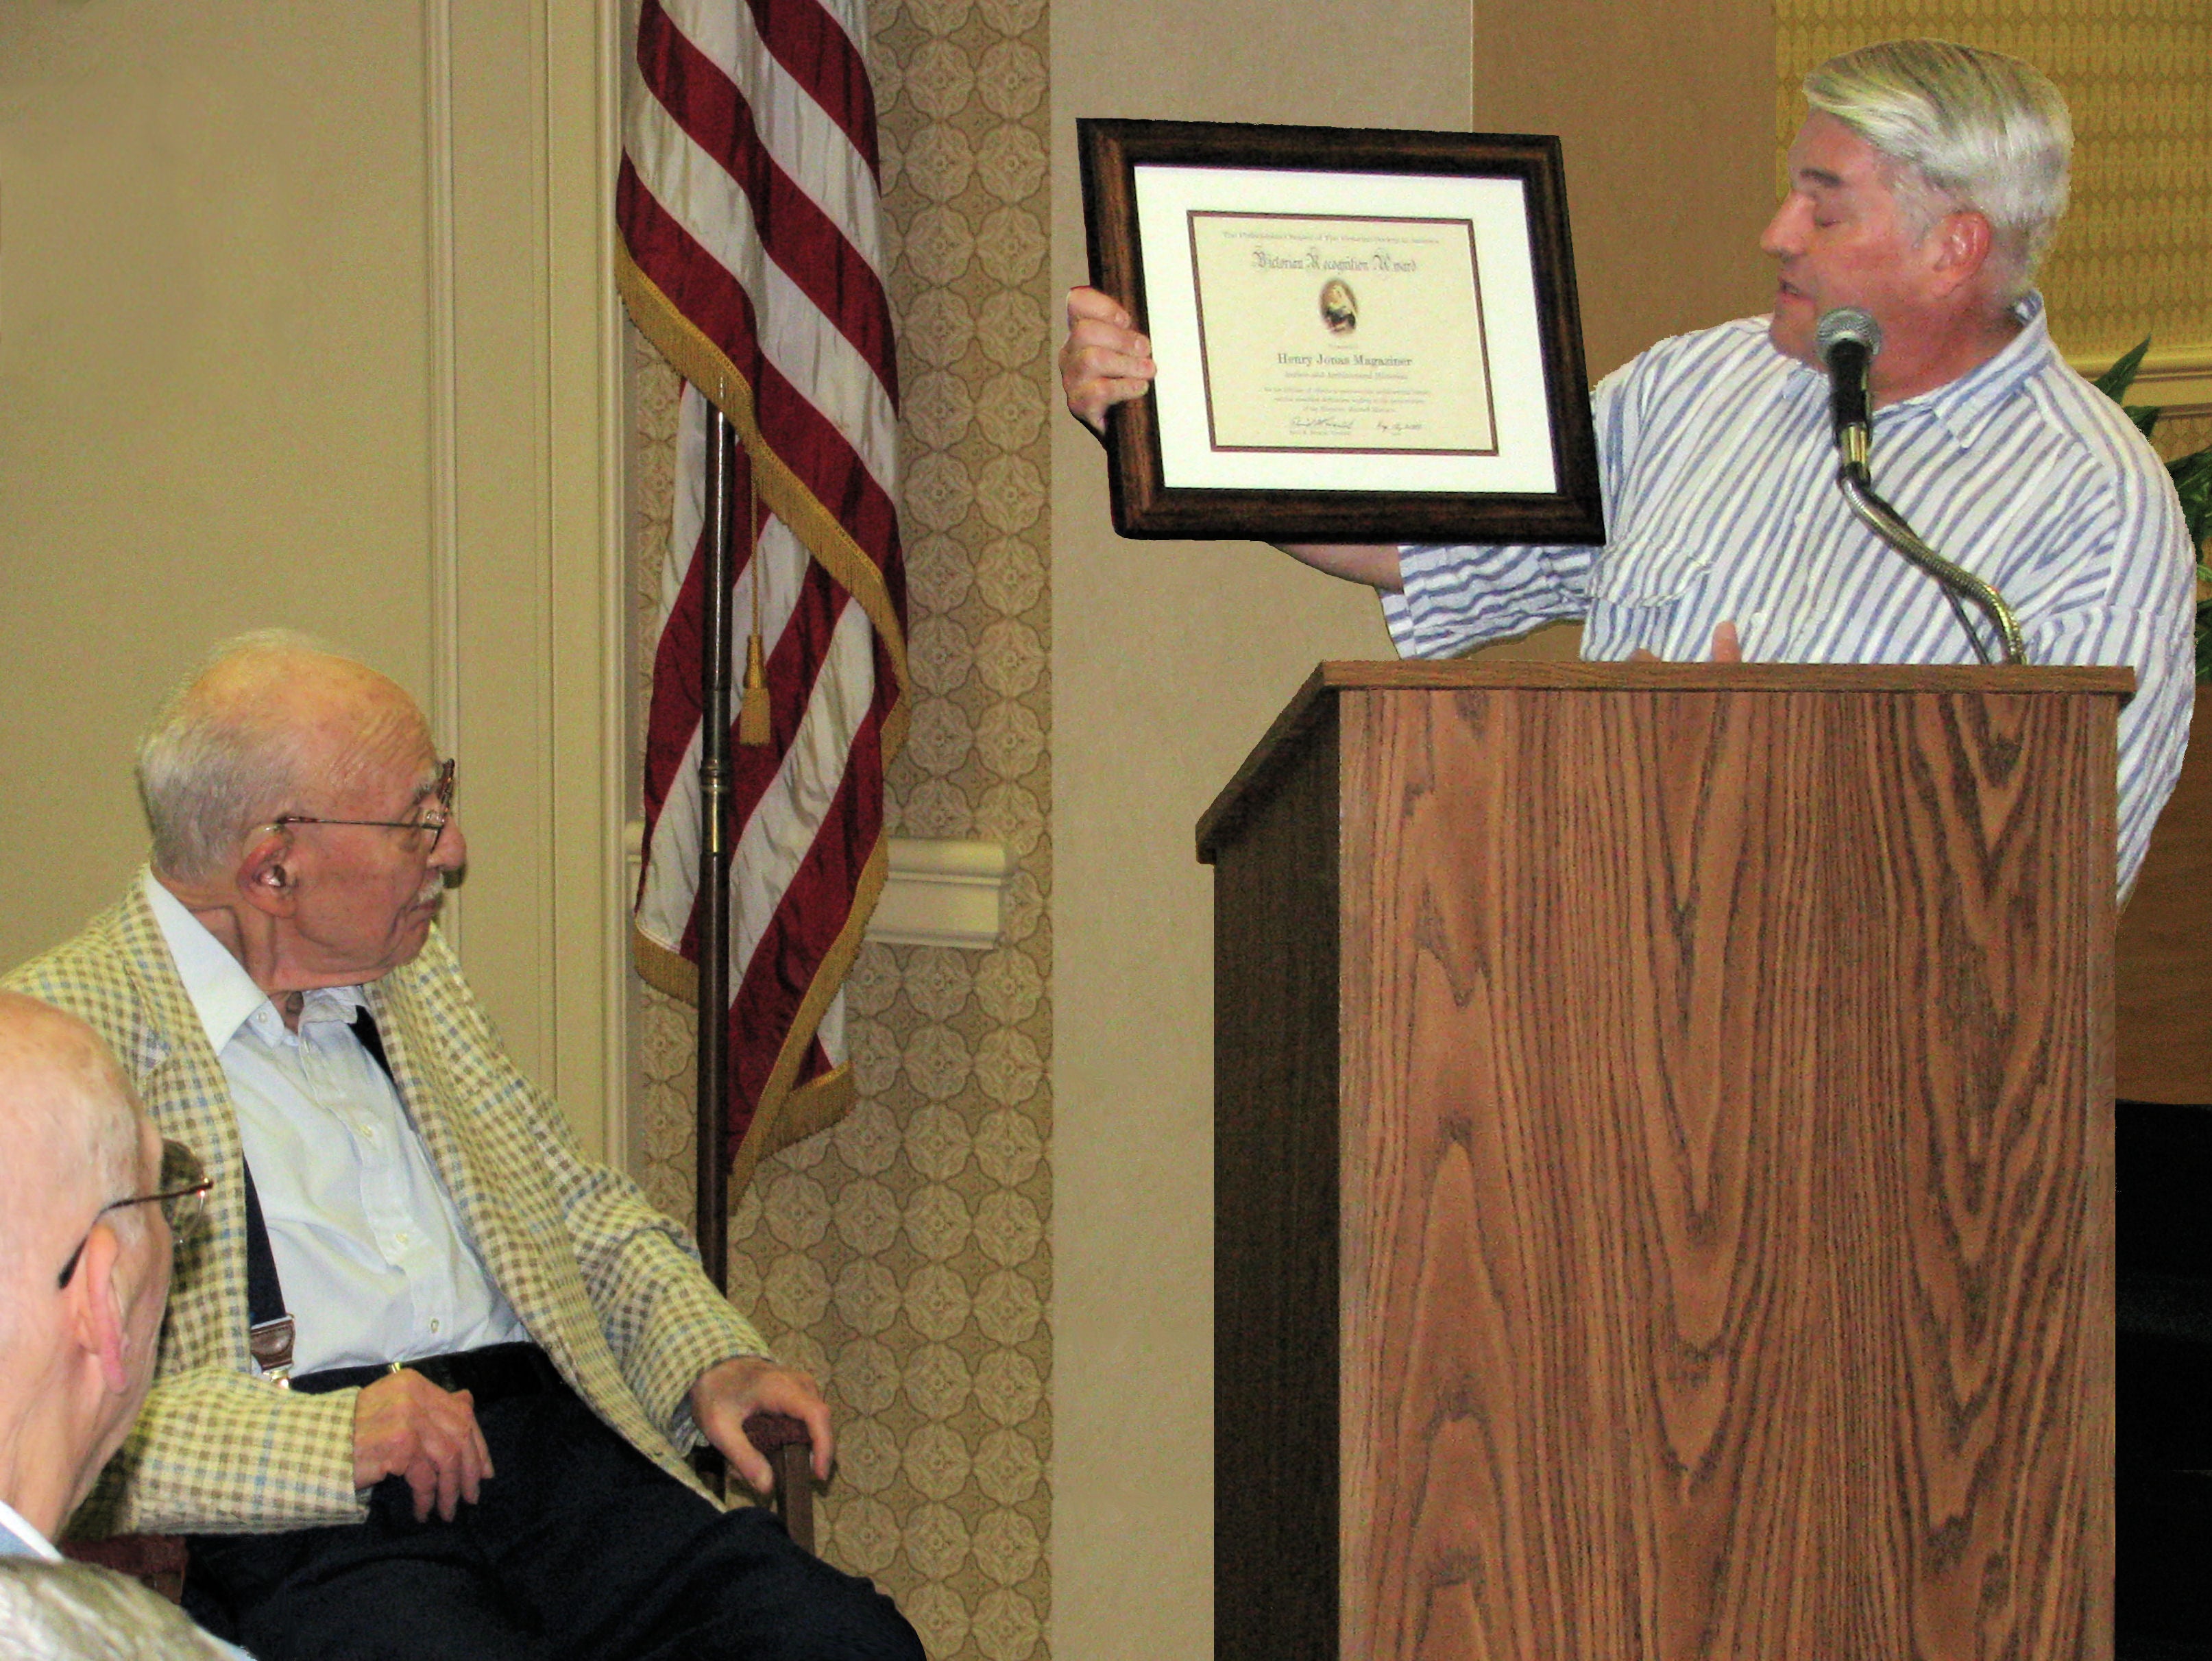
[0,1498,61,1560]
[139,871,365,1055]
[1878,291,2053,450]
[1780,291,2054,451]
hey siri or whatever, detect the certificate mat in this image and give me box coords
[1187,211,1498,456]
[1138,167,1553,493]
[1078,119,1603,544]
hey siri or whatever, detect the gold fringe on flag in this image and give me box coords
[616,244,910,760]
[620,245,904,1185]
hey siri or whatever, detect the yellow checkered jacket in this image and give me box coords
[3,878,767,1536]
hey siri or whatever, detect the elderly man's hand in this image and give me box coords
[352,1369,495,1522]
[1059,286,1155,435]
[691,1356,834,1496]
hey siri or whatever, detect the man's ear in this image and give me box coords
[1928,208,1996,295]
[64,1225,136,1396]
[237,829,298,920]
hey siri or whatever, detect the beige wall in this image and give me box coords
[0,0,627,1155]
[1473,0,1777,378]
[1048,0,1771,1654]
[1047,8,1444,1656]
[0,4,435,947]
[622,0,1062,1649]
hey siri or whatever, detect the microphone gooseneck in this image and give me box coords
[1812,306,2026,666]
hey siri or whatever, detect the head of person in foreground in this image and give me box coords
[0,993,197,1542]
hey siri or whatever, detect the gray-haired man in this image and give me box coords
[5,637,922,1660]
[1061,38,2196,891]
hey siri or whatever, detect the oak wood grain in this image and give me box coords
[1196,662,2132,866]
[1213,705,1344,1661]
[2116,686,2212,1102]
[1207,670,2119,1661]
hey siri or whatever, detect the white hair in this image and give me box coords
[1804,39,2072,302]
[133,629,357,883]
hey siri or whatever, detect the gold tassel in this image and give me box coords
[734,438,772,747]
[738,631,772,745]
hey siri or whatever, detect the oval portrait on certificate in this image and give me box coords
[1320,278,1358,336]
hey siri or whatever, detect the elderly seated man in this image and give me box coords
[0,992,243,1658]
[5,634,922,1661]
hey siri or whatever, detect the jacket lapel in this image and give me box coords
[362,966,567,1366]
[108,882,256,1373]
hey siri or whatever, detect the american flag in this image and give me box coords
[618,0,906,1189]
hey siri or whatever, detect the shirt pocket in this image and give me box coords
[1584,420,1784,610]
[1584,516,1725,609]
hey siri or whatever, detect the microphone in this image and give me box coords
[1816,307,1882,479]
[1810,304,2024,664]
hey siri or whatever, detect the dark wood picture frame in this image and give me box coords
[1078,118,1604,545]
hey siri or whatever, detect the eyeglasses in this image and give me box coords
[56,1139,213,1289]
[271,758,457,854]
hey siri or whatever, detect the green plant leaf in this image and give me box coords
[2173,450,2212,551]
[2127,403,2162,440]
[2095,337,2152,401]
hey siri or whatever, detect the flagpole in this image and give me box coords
[696,404,736,1296]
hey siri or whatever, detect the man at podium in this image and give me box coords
[1060,38,2195,894]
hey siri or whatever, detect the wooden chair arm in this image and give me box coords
[59,1533,188,1603]
[742,1411,816,1555]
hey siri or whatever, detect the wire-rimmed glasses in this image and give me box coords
[56,1138,213,1289]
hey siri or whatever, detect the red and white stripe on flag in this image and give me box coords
[619,0,907,1191]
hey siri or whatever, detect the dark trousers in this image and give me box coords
[183,1385,923,1661]
[2116,1100,2212,1653]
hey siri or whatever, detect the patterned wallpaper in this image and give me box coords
[1774,0,2212,363]
[624,0,1055,1656]
[2154,410,2210,472]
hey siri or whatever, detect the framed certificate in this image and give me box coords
[1078,119,1604,545]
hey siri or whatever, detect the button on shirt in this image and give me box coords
[1385,297,2196,894]
[143,873,528,1374]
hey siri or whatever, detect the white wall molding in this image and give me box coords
[438,0,627,1160]
[539,0,631,1163]
[2069,341,2212,417]
[870,838,1015,949]
[587,0,631,1183]
[424,0,463,952]
[622,825,1015,952]
[537,0,632,1169]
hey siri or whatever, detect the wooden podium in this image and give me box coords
[1197,661,2132,1661]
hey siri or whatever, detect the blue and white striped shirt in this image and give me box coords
[1384,297,2196,892]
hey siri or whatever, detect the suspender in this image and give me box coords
[239,1005,393,1386]
[348,1006,393,1078]
[241,1163,295,1382]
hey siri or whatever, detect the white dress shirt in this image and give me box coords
[1386,297,2195,894]
[143,873,528,1374]
[0,1499,60,1559]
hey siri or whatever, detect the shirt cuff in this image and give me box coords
[1378,582,1420,657]
[1385,544,1482,660]
[667,1348,777,1450]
